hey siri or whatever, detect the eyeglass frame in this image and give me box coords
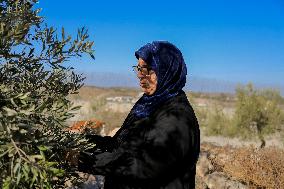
[132,65,153,76]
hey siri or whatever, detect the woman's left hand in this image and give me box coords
[64,149,80,167]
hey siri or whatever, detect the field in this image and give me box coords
[67,85,284,189]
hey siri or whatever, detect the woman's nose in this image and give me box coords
[137,71,145,79]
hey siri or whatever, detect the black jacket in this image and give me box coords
[79,91,200,189]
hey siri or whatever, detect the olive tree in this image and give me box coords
[234,84,284,140]
[0,0,95,188]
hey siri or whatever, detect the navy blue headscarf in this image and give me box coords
[132,41,187,118]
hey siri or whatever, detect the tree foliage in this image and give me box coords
[234,83,284,138]
[200,84,284,140]
[0,0,95,188]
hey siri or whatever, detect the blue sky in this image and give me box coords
[39,0,284,86]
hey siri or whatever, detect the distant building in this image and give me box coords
[104,93,145,112]
[106,96,136,103]
[194,98,208,107]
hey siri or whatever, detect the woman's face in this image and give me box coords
[137,58,157,95]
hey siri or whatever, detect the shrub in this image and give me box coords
[223,146,284,188]
[204,105,227,135]
[194,84,284,139]
[0,0,95,188]
[234,84,284,139]
[204,143,284,189]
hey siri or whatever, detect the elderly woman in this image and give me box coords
[78,41,200,189]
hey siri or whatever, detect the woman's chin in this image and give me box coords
[141,87,149,94]
[141,87,155,96]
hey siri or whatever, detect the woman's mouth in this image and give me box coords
[140,81,149,88]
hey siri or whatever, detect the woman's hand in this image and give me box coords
[65,149,80,167]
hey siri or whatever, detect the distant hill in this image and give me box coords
[82,71,284,95]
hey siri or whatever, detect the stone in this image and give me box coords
[205,172,228,189]
[196,152,214,177]
[205,172,248,189]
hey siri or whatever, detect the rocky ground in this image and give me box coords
[195,143,248,189]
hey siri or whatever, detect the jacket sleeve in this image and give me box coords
[78,109,199,182]
[84,134,117,152]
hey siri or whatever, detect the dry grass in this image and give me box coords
[202,143,284,189]
[224,146,284,188]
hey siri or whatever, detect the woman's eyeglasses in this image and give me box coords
[132,65,152,76]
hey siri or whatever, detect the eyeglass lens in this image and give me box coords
[133,66,150,75]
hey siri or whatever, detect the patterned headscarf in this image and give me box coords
[132,41,187,118]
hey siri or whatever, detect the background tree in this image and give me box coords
[0,0,95,188]
[198,83,284,142]
[234,84,284,141]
